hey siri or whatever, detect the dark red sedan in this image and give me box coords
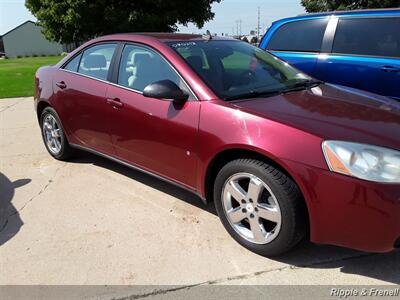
[34,33,400,256]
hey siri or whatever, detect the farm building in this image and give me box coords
[0,36,4,55]
[2,21,64,58]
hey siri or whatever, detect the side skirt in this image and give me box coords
[70,143,207,204]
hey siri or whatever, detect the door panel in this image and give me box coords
[52,43,118,155]
[106,86,200,188]
[270,51,320,76]
[105,43,200,188]
[315,55,400,99]
[53,71,114,155]
[266,18,329,76]
[315,17,400,99]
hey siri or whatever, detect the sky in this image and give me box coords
[0,0,305,36]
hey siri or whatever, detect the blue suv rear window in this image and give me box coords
[332,17,400,58]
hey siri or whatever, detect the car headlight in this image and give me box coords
[322,141,400,183]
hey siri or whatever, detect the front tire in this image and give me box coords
[40,107,74,160]
[214,158,307,256]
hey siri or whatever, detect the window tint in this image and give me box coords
[78,43,117,80]
[333,18,400,58]
[64,53,82,72]
[118,44,193,97]
[267,19,328,52]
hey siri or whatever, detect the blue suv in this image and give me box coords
[259,9,400,100]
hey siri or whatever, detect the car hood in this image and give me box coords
[232,84,400,151]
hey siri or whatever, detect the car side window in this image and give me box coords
[332,18,400,58]
[267,19,328,52]
[64,53,82,72]
[78,43,117,80]
[117,44,194,98]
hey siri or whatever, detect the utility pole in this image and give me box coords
[235,20,242,36]
[236,19,242,36]
[239,20,242,36]
[257,7,261,39]
[235,20,239,36]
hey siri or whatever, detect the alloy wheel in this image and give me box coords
[222,172,282,244]
[42,114,62,155]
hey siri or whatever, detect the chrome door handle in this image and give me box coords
[106,98,123,109]
[56,81,67,89]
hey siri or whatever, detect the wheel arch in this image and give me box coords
[203,147,311,231]
[36,101,73,143]
[36,100,51,121]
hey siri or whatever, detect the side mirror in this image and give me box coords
[143,80,189,104]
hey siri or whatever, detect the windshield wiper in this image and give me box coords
[224,89,281,101]
[281,79,324,94]
[224,79,324,101]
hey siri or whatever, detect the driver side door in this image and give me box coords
[105,44,200,189]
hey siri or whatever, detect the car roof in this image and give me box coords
[271,8,400,25]
[101,32,231,42]
[297,7,400,18]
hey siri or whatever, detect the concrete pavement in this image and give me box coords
[1,97,399,287]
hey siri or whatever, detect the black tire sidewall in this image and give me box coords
[214,159,303,257]
[40,107,69,160]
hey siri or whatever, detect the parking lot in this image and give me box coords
[1,97,400,287]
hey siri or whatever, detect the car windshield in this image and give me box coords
[167,40,317,101]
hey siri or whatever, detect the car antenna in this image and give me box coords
[202,30,212,41]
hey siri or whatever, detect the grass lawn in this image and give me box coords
[0,56,63,99]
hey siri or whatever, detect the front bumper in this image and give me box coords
[284,159,400,253]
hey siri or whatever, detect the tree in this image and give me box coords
[250,36,258,45]
[26,0,221,44]
[301,0,400,12]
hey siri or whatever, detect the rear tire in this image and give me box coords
[214,158,307,257]
[40,107,74,160]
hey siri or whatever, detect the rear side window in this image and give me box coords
[78,43,117,80]
[267,19,328,52]
[64,53,82,72]
[332,18,400,58]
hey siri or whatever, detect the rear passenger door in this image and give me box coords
[265,18,329,76]
[316,17,400,99]
[54,43,118,155]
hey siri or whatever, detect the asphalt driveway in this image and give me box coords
[1,97,400,286]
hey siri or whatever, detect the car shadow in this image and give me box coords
[70,152,217,216]
[70,151,400,284]
[276,242,400,284]
[0,173,31,246]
